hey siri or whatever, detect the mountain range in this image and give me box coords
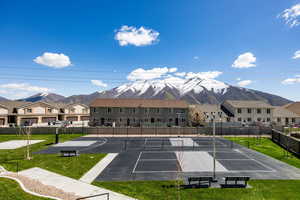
[1,77,292,106]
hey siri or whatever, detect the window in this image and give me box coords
[169,108,172,113]
[156,108,160,113]
[60,108,65,113]
[257,118,261,122]
[267,118,270,122]
[133,108,136,113]
[119,108,123,113]
[267,109,271,114]
[144,108,148,113]
[119,118,122,122]
[257,109,261,114]
[107,108,111,113]
[247,108,251,114]
[292,118,295,123]
[237,108,242,114]
[238,118,242,122]
[277,118,281,122]
[47,108,52,113]
[169,118,173,122]
[247,118,252,122]
[27,108,32,113]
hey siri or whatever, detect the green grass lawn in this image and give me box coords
[0,134,106,179]
[226,137,300,169]
[0,178,51,200]
[94,180,300,200]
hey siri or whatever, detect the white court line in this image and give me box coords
[132,152,142,173]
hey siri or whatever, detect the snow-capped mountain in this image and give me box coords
[18,93,66,102]
[15,77,292,106]
[62,77,291,106]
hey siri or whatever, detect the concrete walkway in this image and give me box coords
[80,153,118,183]
[0,140,45,149]
[19,167,136,200]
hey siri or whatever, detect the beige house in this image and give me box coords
[221,100,274,124]
[0,104,8,126]
[58,103,89,122]
[189,104,229,123]
[273,106,300,126]
[283,102,300,116]
[0,101,89,126]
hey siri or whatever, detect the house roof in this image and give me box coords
[283,102,300,115]
[17,101,59,109]
[224,100,273,108]
[90,98,189,108]
[0,101,29,114]
[273,106,300,118]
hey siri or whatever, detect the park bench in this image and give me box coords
[186,176,213,188]
[60,150,79,157]
[222,176,250,188]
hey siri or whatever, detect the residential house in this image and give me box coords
[0,104,8,126]
[58,103,89,122]
[0,101,90,126]
[189,104,229,123]
[90,98,189,127]
[221,100,274,124]
[283,102,300,116]
[272,106,300,126]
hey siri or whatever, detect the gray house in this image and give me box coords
[89,99,189,127]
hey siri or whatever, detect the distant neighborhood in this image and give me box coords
[1,98,300,128]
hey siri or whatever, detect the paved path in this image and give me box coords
[80,153,118,183]
[19,167,136,200]
[0,140,44,149]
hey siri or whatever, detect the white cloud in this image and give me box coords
[185,71,223,79]
[193,56,199,60]
[34,52,72,68]
[282,75,300,85]
[0,83,51,92]
[293,50,300,59]
[279,4,300,28]
[115,25,159,46]
[127,67,174,81]
[232,52,256,68]
[236,77,241,81]
[0,83,53,99]
[237,80,252,87]
[91,80,108,88]
[175,72,186,77]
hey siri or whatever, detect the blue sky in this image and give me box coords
[1,0,300,100]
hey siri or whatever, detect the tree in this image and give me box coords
[188,106,206,127]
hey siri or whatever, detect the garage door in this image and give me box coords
[80,116,89,121]
[21,118,38,125]
[66,116,78,121]
[42,117,56,123]
[0,118,5,125]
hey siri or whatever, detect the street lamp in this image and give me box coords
[204,111,220,182]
